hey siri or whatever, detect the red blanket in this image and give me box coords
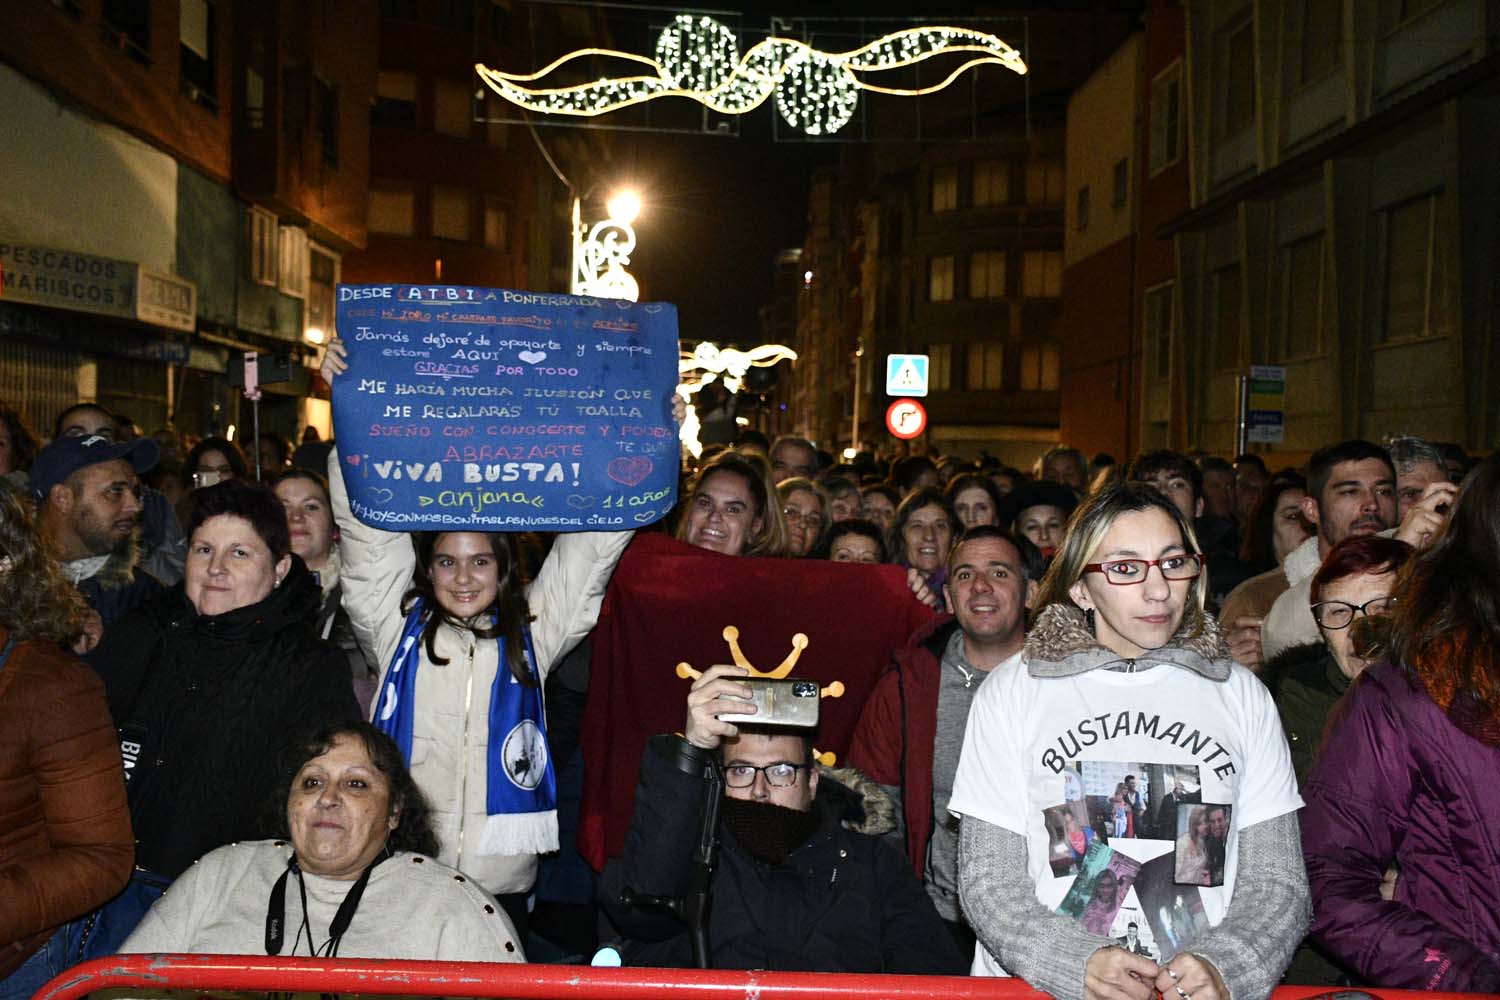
[578,532,935,869]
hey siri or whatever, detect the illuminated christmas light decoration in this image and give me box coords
[477,16,1027,137]
[571,193,640,301]
[676,342,798,456]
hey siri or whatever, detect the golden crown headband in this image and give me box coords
[676,626,843,766]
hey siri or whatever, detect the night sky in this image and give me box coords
[543,1,1139,346]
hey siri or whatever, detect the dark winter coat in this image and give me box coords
[600,734,965,974]
[1301,659,1500,991]
[75,538,164,632]
[1263,642,1349,784]
[91,558,360,880]
[846,614,958,879]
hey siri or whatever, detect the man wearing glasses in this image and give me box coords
[599,663,964,973]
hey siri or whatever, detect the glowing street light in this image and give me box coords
[606,189,642,225]
[572,189,642,301]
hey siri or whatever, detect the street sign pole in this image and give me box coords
[1235,374,1249,456]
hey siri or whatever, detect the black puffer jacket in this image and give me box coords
[1263,641,1350,785]
[92,557,360,879]
[600,734,965,974]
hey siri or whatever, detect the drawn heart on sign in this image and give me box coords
[615,300,633,310]
[566,494,597,510]
[370,488,395,504]
[633,511,656,523]
[644,303,664,314]
[518,350,547,364]
[346,453,360,465]
[607,456,653,487]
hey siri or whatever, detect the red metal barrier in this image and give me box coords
[31,955,1500,1000]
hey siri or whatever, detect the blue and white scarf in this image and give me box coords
[374,598,557,855]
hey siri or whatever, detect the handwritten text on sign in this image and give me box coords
[332,285,680,531]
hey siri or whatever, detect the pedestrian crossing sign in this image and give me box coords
[885,354,929,397]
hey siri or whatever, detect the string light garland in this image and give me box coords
[477,16,1027,136]
[677,342,799,456]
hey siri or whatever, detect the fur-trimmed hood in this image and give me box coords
[1024,602,1231,680]
[816,764,898,836]
[66,534,144,590]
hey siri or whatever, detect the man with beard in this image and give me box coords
[53,402,185,585]
[849,527,1041,952]
[33,434,163,652]
[1257,440,1455,661]
[600,665,963,973]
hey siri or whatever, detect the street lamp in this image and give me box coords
[572,188,642,301]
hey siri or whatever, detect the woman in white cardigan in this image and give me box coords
[322,340,652,935]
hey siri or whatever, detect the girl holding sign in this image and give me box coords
[321,340,671,935]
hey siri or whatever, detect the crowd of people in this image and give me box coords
[0,376,1497,1000]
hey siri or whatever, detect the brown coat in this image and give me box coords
[1217,564,1290,630]
[0,627,133,977]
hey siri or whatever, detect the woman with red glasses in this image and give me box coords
[951,481,1306,1000]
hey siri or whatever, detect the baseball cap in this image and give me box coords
[30,434,159,503]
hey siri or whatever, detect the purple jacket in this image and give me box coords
[1300,659,1500,991]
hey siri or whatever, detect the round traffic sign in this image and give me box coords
[885,398,927,440]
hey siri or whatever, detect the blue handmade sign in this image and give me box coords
[332,284,680,531]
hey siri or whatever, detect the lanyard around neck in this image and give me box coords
[265,853,383,957]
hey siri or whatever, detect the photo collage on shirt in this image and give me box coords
[1037,760,1226,958]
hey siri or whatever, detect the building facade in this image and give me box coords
[1160,0,1500,456]
[0,0,378,442]
[782,10,1137,467]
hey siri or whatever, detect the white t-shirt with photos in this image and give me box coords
[949,655,1301,976]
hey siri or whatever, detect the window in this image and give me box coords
[484,199,508,250]
[928,344,952,391]
[931,166,958,213]
[432,186,472,242]
[179,0,216,109]
[1220,19,1256,135]
[1026,162,1065,204]
[929,256,955,302]
[278,226,309,297]
[1019,344,1061,391]
[306,246,339,342]
[1382,195,1441,342]
[1300,0,1343,83]
[433,79,472,138]
[244,32,267,129]
[372,71,418,129]
[1211,265,1244,370]
[1022,251,1063,298]
[315,77,338,168]
[1150,62,1182,174]
[439,0,474,31]
[965,343,1004,391]
[367,187,415,236]
[1279,235,1324,358]
[1144,282,1174,379]
[245,66,265,127]
[248,206,277,286]
[973,161,1009,206]
[969,251,1006,299]
[1075,186,1090,230]
[101,0,151,64]
[1112,158,1129,207]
